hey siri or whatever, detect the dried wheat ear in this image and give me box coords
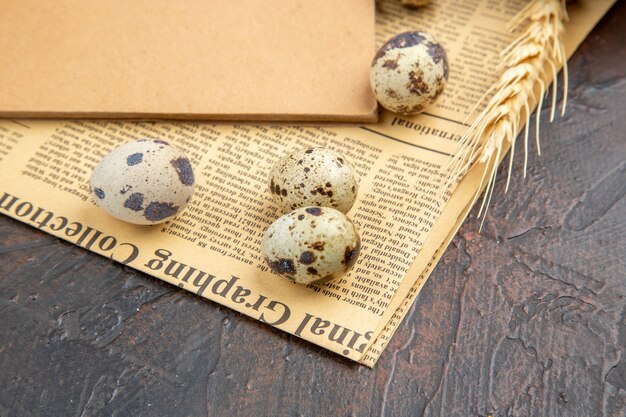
[444,0,569,230]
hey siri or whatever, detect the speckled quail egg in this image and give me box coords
[262,206,361,285]
[370,31,449,115]
[90,139,195,225]
[268,148,358,214]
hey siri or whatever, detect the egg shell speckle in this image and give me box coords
[268,148,359,214]
[370,31,449,115]
[262,206,361,285]
[90,139,195,225]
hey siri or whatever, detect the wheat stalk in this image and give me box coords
[443,0,569,230]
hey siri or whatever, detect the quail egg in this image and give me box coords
[268,148,358,214]
[90,139,195,225]
[262,206,361,285]
[370,31,449,115]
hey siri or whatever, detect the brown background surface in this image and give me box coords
[1,3,624,416]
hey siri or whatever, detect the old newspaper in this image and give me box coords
[0,0,615,366]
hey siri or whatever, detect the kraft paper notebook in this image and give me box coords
[0,0,377,122]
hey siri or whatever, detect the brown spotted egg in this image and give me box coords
[268,148,358,214]
[90,139,195,225]
[262,206,361,285]
[370,31,449,115]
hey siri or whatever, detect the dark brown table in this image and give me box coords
[1,3,624,416]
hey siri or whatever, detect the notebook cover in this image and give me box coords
[0,0,377,122]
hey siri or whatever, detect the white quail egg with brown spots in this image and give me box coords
[262,206,361,285]
[90,139,195,225]
[268,148,358,214]
[370,31,449,115]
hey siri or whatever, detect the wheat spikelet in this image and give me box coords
[444,0,569,230]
